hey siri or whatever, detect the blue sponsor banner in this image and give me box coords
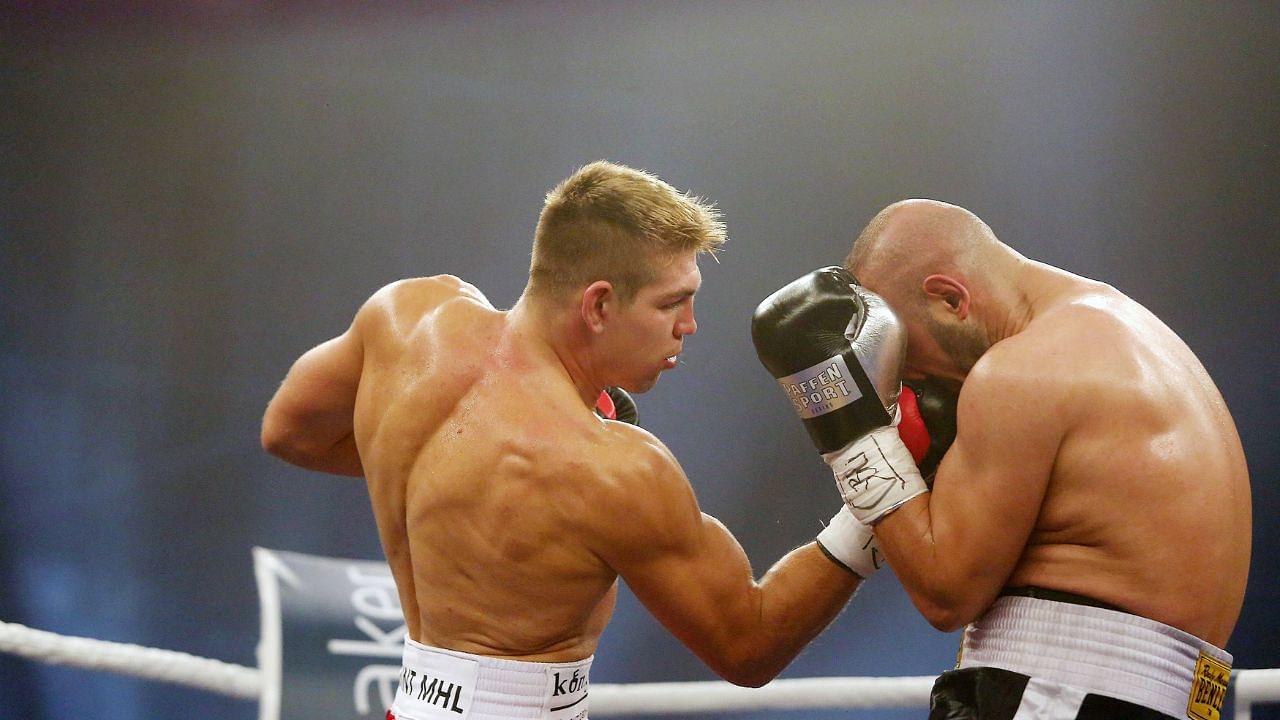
[253,548,403,720]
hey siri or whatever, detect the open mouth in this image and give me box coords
[663,355,679,369]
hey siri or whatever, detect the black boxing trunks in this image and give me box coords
[386,638,591,720]
[929,592,1232,720]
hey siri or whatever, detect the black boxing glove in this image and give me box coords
[595,387,639,425]
[902,379,958,486]
[753,266,928,525]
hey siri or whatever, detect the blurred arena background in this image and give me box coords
[2,3,1277,718]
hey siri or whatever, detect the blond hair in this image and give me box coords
[528,161,726,302]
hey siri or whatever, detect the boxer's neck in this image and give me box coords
[506,297,610,410]
[991,259,1086,341]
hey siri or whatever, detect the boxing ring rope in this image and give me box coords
[4,619,1280,718]
[0,619,261,700]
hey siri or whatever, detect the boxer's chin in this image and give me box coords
[636,363,670,390]
[626,375,659,394]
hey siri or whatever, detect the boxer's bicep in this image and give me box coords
[591,448,763,680]
[936,369,1058,570]
[878,361,1062,629]
[634,516,764,668]
[261,310,370,464]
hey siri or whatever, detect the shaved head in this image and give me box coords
[845,199,1019,382]
[845,199,999,297]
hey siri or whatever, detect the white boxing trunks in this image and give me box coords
[387,638,592,720]
[931,594,1232,720]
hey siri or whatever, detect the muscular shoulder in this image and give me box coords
[355,275,495,335]
[592,423,692,502]
[1018,290,1165,382]
[963,327,1068,409]
[364,275,492,316]
[579,422,703,550]
[956,316,1079,445]
[962,289,1150,429]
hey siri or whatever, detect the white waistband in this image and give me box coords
[958,596,1232,719]
[391,639,592,720]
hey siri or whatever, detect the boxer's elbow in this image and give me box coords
[261,430,298,463]
[910,586,985,632]
[704,629,793,688]
[919,603,970,633]
[709,649,782,688]
[260,414,312,464]
[725,669,778,689]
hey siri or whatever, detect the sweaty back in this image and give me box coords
[351,278,619,661]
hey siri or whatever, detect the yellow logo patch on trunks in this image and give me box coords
[1186,650,1230,720]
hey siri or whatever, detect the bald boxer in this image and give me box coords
[755,200,1250,720]
[261,162,875,720]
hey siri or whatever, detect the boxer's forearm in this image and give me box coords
[638,514,860,688]
[756,542,861,655]
[871,496,997,631]
[300,433,364,476]
[711,543,859,687]
[264,429,364,477]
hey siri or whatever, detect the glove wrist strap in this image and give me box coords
[822,425,929,524]
[815,507,881,578]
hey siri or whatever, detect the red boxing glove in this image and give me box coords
[897,380,959,486]
[594,387,639,425]
[897,386,932,464]
[595,389,617,420]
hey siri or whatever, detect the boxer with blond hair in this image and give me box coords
[263,161,877,720]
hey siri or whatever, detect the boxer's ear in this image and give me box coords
[581,281,614,332]
[922,274,970,320]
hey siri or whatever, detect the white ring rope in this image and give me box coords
[589,676,936,715]
[0,620,261,700]
[1235,669,1280,720]
[3,619,1280,717]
